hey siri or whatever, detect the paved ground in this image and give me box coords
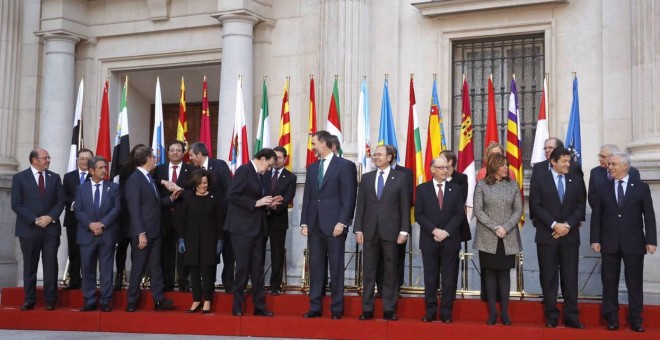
[0,330,307,340]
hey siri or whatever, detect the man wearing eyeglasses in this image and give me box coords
[11,149,65,311]
[415,155,466,323]
[225,148,279,317]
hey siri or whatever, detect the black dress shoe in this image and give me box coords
[178,286,191,293]
[421,316,436,322]
[383,313,398,321]
[271,289,281,296]
[440,318,452,323]
[163,286,174,292]
[331,314,342,320]
[546,321,558,328]
[303,311,322,318]
[486,319,497,325]
[80,304,97,312]
[154,299,174,311]
[232,311,243,316]
[359,313,373,320]
[45,303,56,311]
[100,305,112,312]
[631,325,645,332]
[254,310,274,317]
[565,320,585,329]
[20,302,35,311]
[125,303,137,312]
[64,284,81,291]
[606,323,619,331]
[501,315,511,326]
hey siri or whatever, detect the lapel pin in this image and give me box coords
[448,188,452,191]
[568,179,572,182]
[631,183,635,187]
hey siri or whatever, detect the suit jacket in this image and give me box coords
[354,168,411,242]
[529,169,586,245]
[588,165,640,209]
[262,167,297,229]
[392,164,414,205]
[530,159,584,220]
[11,168,65,238]
[63,169,88,227]
[125,169,174,238]
[200,158,232,212]
[448,171,472,241]
[224,162,268,237]
[415,180,465,252]
[75,180,121,245]
[590,177,657,254]
[153,162,194,237]
[300,155,357,236]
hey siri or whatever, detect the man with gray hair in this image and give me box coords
[590,151,657,332]
[588,144,640,209]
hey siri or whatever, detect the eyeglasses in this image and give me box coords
[38,156,52,160]
[432,166,450,171]
[543,146,556,151]
[597,154,608,159]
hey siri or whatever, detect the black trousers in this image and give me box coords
[127,236,165,304]
[308,226,346,315]
[19,235,60,304]
[267,226,287,289]
[362,233,399,314]
[601,252,644,327]
[189,265,215,302]
[537,243,580,323]
[421,244,459,320]
[230,232,267,313]
[65,225,81,286]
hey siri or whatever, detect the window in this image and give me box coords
[452,34,544,170]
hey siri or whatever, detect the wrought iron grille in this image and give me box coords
[452,34,545,170]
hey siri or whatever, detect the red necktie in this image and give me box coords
[38,171,45,194]
[171,165,178,183]
[271,170,279,193]
[437,182,444,210]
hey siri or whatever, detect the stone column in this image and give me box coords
[628,0,660,303]
[319,0,373,157]
[215,14,259,161]
[38,34,79,177]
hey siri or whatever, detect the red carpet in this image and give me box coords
[1,287,659,339]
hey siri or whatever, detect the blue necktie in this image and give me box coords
[617,180,624,208]
[93,183,101,218]
[377,171,384,201]
[80,172,86,184]
[318,159,325,190]
[148,174,158,197]
[557,175,565,203]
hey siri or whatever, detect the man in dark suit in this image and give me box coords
[74,156,121,312]
[590,151,656,332]
[300,130,357,319]
[62,148,93,290]
[529,147,586,328]
[588,144,640,209]
[262,146,297,295]
[355,145,410,321]
[124,146,180,312]
[440,150,471,241]
[153,140,194,292]
[225,148,278,316]
[11,148,65,311]
[189,141,233,292]
[415,155,466,323]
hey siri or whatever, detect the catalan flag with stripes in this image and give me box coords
[506,77,524,225]
[177,77,189,162]
[278,78,292,171]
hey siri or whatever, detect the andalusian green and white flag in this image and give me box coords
[254,79,270,152]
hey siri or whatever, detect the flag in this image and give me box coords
[67,78,84,172]
[326,77,342,155]
[306,77,318,168]
[228,77,250,174]
[565,77,582,165]
[457,77,475,209]
[110,76,130,181]
[531,77,549,165]
[151,77,165,165]
[424,78,447,181]
[254,79,270,152]
[405,76,424,201]
[177,77,189,162]
[278,78,292,171]
[357,78,374,173]
[95,79,111,171]
[506,77,524,222]
[200,76,213,158]
[484,75,499,164]
[377,77,398,160]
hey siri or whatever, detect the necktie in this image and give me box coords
[318,159,325,190]
[557,175,565,203]
[437,182,444,210]
[93,183,101,217]
[617,180,624,208]
[271,170,279,193]
[80,172,86,184]
[171,165,178,183]
[148,174,158,197]
[38,171,45,194]
[377,171,384,201]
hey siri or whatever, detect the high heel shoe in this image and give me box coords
[201,301,211,314]
[187,302,201,313]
